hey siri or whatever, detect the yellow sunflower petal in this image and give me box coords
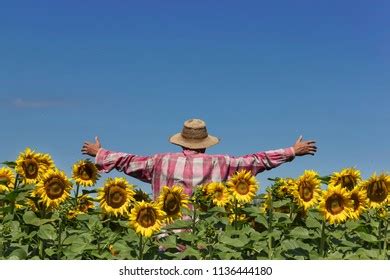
[35,169,73,209]
[72,159,100,187]
[360,173,390,208]
[291,170,322,210]
[97,177,135,217]
[319,184,353,224]
[329,168,361,191]
[129,201,165,237]
[16,148,47,184]
[206,182,231,207]
[226,170,259,203]
[157,185,189,224]
[0,167,16,192]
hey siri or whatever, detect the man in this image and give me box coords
[82,119,317,199]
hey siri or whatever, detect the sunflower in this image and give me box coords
[376,207,389,220]
[275,178,296,198]
[37,152,55,172]
[329,168,361,191]
[292,170,322,210]
[16,148,47,184]
[360,173,390,208]
[319,184,352,224]
[72,159,100,187]
[348,187,367,220]
[0,167,15,192]
[35,169,73,209]
[226,170,259,203]
[228,213,248,224]
[129,201,165,237]
[97,177,135,217]
[157,185,189,223]
[259,193,271,214]
[67,194,95,219]
[206,182,231,207]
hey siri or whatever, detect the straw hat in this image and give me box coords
[169,119,219,149]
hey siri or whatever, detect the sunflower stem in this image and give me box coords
[138,235,144,260]
[192,206,197,235]
[378,220,383,256]
[383,219,388,259]
[267,190,273,260]
[10,174,20,215]
[74,183,80,206]
[234,199,238,230]
[57,217,63,259]
[319,219,326,258]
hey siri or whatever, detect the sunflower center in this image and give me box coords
[214,189,223,200]
[23,159,39,179]
[137,207,157,228]
[79,165,93,180]
[107,186,127,208]
[299,183,313,202]
[326,194,344,215]
[236,181,250,195]
[367,181,388,203]
[351,193,360,211]
[163,192,180,216]
[342,176,356,191]
[46,179,65,199]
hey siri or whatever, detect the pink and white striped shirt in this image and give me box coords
[95,147,295,199]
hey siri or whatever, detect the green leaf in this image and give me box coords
[8,248,27,260]
[306,216,322,228]
[45,248,56,257]
[272,199,290,208]
[177,246,201,260]
[357,232,378,243]
[289,227,310,239]
[242,206,261,216]
[219,234,248,248]
[1,161,16,168]
[327,251,344,260]
[329,229,344,239]
[281,239,312,252]
[38,224,57,240]
[177,232,195,243]
[254,215,268,229]
[356,248,380,259]
[160,235,177,249]
[345,220,362,230]
[23,211,57,226]
[23,211,41,226]
[165,219,192,230]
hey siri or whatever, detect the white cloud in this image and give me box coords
[11,98,74,108]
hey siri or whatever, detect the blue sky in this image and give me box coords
[1,1,389,193]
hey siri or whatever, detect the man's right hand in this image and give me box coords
[81,136,102,157]
[293,135,317,156]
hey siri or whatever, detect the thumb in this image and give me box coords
[295,135,303,144]
[95,136,101,147]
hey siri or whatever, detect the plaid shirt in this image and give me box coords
[95,147,295,199]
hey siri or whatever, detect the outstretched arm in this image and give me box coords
[225,136,317,176]
[81,137,154,183]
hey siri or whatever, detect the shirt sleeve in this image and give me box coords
[95,148,154,183]
[225,147,295,177]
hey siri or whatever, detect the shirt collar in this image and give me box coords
[182,149,200,156]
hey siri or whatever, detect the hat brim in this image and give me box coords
[169,133,219,149]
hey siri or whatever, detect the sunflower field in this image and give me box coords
[0,148,389,260]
